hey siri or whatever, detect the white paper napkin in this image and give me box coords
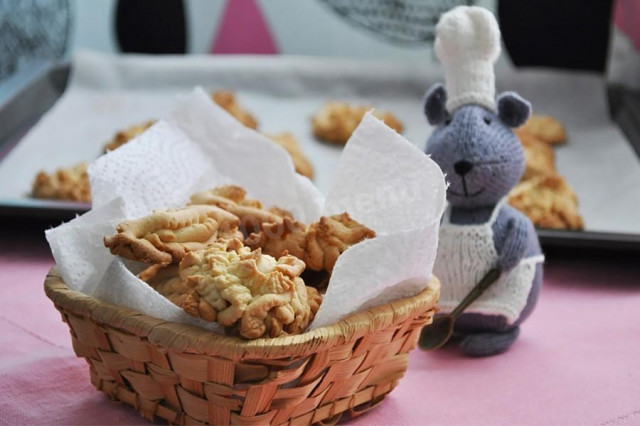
[46,88,446,333]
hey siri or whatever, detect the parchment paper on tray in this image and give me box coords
[46,88,446,333]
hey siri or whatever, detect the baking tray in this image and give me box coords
[1,54,640,251]
[0,62,86,220]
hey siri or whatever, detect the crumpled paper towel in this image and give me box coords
[46,87,446,333]
[311,113,447,328]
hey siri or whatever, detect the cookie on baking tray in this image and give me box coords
[211,91,258,130]
[31,162,91,203]
[510,113,586,230]
[264,132,314,179]
[508,173,584,230]
[312,101,403,145]
[104,120,155,152]
[518,131,556,180]
[516,114,566,145]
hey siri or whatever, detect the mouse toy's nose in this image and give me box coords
[454,160,474,176]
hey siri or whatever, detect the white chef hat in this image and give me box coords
[434,6,501,112]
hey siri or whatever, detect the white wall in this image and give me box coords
[68,0,495,60]
[70,0,117,53]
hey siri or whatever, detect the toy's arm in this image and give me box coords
[499,215,529,271]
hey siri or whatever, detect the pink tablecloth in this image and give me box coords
[1,225,639,425]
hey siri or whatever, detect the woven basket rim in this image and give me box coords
[44,267,439,361]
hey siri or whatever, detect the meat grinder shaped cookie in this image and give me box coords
[245,213,376,274]
[104,205,242,264]
[142,239,318,339]
[188,185,291,235]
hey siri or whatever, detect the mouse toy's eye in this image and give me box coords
[483,116,492,125]
[445,116,452,126]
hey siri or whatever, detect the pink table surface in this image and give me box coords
[1,221,639,426]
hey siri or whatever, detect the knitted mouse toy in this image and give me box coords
[424,6,544,357]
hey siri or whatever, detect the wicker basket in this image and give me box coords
[44,268,439,425]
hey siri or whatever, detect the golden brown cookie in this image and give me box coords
[177,240,313,339]
[139,239,241,314]
[311,102,403,145]
[247,217,308,262]
[104,121,155,152]
[264,132,314,179]
[306,285,322,322]
[104,205,242,264]
[139,239,322,338]
[508,173,583,230]
[139,264,187,307]
[246,213,376,273]
[211,91,258,129]
[207,185,261,207]
[189,185,291,235]
[518,131,556,180]
[517,115,566,145]
[31,162,91,203]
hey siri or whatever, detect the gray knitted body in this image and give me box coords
[424,83,543,356]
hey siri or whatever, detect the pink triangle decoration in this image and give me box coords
[614,0,640,51]
[211,0,279,54]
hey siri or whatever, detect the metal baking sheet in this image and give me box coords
[1,51,639,250]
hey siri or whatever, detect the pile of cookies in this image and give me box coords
[103,185,375,339]
[508,115,584,230]
[311,102,403,145]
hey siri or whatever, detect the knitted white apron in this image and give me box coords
[433,201,544,325]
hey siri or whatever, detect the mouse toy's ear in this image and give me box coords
[497,91,531,128]
[423,83,448,125]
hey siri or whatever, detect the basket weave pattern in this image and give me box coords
[45,269,439,425]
